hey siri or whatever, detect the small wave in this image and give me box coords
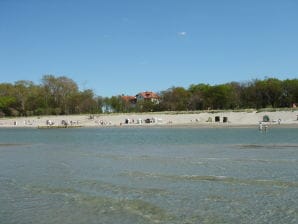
[121,171,298,188]
[236,144,298,149]
[0,143,30,147]
[76,196,175,223]
[78,179,171,197]
[122,171,229,181]
[25,185,79,196]
[236,158,298,164]
[0,177,17,188]
[82,153,134,161]
[25,184,174,223]
[202,157,231,161]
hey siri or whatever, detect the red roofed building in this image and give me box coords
[136,91,160,104]
[121,95,137,104]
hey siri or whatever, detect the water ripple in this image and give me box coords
[122,171,298,188]
[235,144,298,149]
[24,184,175,223]
[78,179,171,198]
[0,143,30,147]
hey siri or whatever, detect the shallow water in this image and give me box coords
[0,127,297,223]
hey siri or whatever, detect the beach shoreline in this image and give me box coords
[0,110,298,129]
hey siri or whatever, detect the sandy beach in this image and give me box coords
[0,110,298,128]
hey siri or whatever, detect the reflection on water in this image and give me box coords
[0,127,298,223]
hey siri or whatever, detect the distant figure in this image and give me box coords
[259,122,268,132]
[46,120,54,126]
[61,120,68,127]
[278,118,281,125]
[258,122,263,131]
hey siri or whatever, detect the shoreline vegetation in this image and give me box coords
[1,76,298,129]
[1,76,298,117]
[1,109,298,129]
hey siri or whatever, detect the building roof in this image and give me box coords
[136,91,159,99]
[121,95,137,103]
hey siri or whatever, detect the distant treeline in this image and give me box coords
[0,75,297,116]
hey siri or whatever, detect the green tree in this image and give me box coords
[160,87,190,111]
[282,79,298,107]
[42,75,79,114]
[207,84,236,109]
[239,80,257,108]
[188,84,211,110]
[0,96,16,116]
[96,96,104,113]
[254,78,283,108]
[0,83,18,116]
[71,89,98,113]
[13,80,36,115]
[108,96,123,113]
[136,100,156,112]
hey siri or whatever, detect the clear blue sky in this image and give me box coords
[1,0,297,96]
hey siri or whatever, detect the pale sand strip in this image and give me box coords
[0,111,298,128]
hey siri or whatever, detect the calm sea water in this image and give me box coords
[0,127,297,224]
